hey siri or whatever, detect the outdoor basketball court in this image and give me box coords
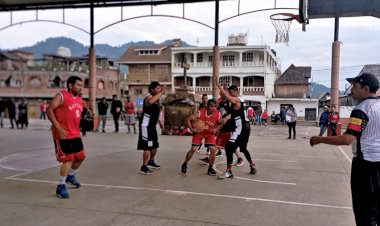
[0,120,355,226]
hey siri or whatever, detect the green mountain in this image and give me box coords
[6,36,190,60]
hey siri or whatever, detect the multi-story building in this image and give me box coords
[0,50,120,118]
[171,34,281,108]
[117,43,174,99]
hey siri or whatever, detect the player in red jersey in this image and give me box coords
[47,76,86,198]
[181,99,225,176]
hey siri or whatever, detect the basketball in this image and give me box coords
[192,119,205,132]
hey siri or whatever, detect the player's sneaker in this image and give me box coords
[250,167,257,175]
[208,166,216,176]
[66,175,81,188]
[199,157,209,165]
[218,170,234,179]
[234,157,244,167]
[216,150,223,157]
[181,163,187,174]
[140,165,153,175]
[56,184,69,198]
[147,160,161,169]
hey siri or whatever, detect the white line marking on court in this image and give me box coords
[254,158,297,163]
[338,146,352,164]
[253,152,335,159]
[214,161,296,185]
[5,177,351,210]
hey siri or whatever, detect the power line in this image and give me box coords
[311,63,380,72]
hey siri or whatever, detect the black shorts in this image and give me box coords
[54,138,84,154]
[137,126,159,150]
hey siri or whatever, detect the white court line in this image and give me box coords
[338,146,352,164]
[253,152,336,159]
[214,161,296,186]
[5,177,351,210]
[254,158,297,163]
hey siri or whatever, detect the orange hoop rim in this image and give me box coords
[270,13,301,23]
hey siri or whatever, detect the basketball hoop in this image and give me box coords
[270,13,301,45]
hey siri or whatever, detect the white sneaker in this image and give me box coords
[218,170,234,180]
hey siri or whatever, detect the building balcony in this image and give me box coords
[172,86,265,96]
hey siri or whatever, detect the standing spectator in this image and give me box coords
[40,100,48,120]
[80,101,89,137]
[47,75,86,199]
[96,97,109,133]
[328,105,340,136]
[110,94,122,133]
[310,73,380,226]
[0,98,5,128]
[247,105,254,125]
[280,106,288,126]
[256,105,262,126]
[286,105,297,139]
[124,96,136,134]
[7,98,18,129]
[138,81,165,175]
[261,109,269,126]
[17,99,28,129]
[319,106,329,136]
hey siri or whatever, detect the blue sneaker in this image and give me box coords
[56,184,69,198]
[66,175,81,188]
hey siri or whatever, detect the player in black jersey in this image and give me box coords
[137,81,165,175]
[216,83,257,179]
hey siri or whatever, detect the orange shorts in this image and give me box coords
[216,131,231,149]
[53,138,86,163]
[192,132,216,147]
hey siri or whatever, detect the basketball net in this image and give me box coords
[270,13,295,46]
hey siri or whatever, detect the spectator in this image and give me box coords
[17,99,28,129]
[328,105,340,136]
[7,98,18,129]
[280,106,288,126]
[286,105,297,139]
[40,100,48,120]
[270,111,276,125]
[124,96,136,134]
[256,105,262,126]
[262,109,269,126]
[110,94,122,133]
[0,98,5,128]
[96,97,109,133]
[247,105,254,125]
[319,106,329,136]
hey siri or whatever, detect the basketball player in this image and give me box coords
[216,82,257,179]
[181,99,223,176]
[47,76,86,198]
[137,81,165,175]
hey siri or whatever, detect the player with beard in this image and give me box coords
[47,76,86,198]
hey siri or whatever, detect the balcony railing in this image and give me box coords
[173,61,265,68]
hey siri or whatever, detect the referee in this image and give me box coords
[310,73,380,226]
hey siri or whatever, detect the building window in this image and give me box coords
[134,88,143,95]
[29,76,42,88]
[222,55,235,66]
[84,79,89,88]
[49,76,64,88]
[196,53,203,63]
[242,52,253,62]
[243,77,254,86]
[108,81,114,90]
[219,77,230,87]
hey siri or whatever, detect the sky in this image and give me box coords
[0,0,379,91]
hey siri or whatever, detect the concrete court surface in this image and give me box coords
[0,119,356,226]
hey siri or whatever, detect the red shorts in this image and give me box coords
[53,138,86,163]
[216,131,231,149]
[192,132,216,147]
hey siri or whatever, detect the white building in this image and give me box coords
[171,36,280,108]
